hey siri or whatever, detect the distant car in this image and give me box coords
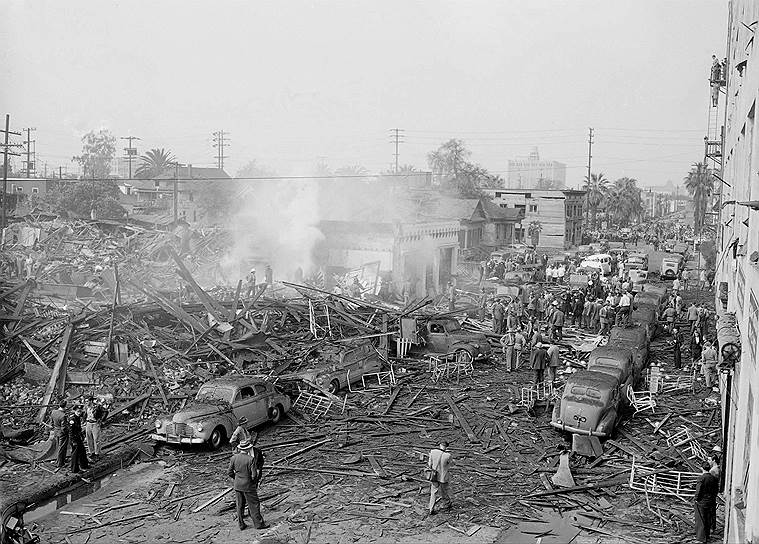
[672,243,689,256]
[151,376,290,449]
[660,256,682,279]
[580,253,612,275]
[628,269,648,292]
[626,253,648,271]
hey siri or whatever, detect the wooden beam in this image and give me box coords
[169,247,227,320]
[383,385,403,415]
[22,338,47,367]
[443,393,479,443]
[36,323,74,423]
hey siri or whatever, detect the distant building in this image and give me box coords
[507,147,566,189]
[484,188,585,249]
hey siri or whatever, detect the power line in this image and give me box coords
[212,130,229,170]
[1,115,22,231]
[24,127,36,178]
[388,128,404,173]
[120,135,140,179]
[587,127,593,184]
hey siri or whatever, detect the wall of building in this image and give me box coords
[716,2,759,542]
[486,189,569,248]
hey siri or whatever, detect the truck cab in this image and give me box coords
[401,316,491,361]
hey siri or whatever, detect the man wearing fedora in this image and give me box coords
[228,439,268,530]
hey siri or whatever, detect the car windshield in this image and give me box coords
[196,385,234,404]
[443,320,461,333]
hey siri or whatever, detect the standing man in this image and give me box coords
[85,396,107,460]
[694,460,719,543]
[230,417,251,453]
[500,329,516,372]
[245,268,257,298]
[447,281,457,312]
[687,303,699,333]
[69,405,90,474]
[672,328,683,370]
[478,288,487,321]
[701,341,718,391]
[51,399,69,470]
[546,343,561,384]
[227,440,268,530]
[530,342,548,384]
[599,302,610,335]
[427,441,452,515]
[549,302,565,341]
[618,291,632,326]
[513,328,526,370]
[492,298,505,335]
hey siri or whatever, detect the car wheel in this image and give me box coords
[208,426,226,450]
[328,379,341,394]
[270,404,284,423]
[455,348,473,363]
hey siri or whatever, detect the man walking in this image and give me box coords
[701,341,718,391]
[546,342,561,384]
[51,399,69,469]
[694,460,718,543]
[427,441,452,515]
[68,405,90,474]
[227,440,268,530]
[549,302,564,341]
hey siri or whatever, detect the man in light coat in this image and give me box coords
[427,441,452,515]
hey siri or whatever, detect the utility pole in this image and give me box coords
[120,136,140,179]
[59,166,63,180]
[388,128,404,173]
[173,162,183,224]
[212,131,229,170]
[1,115,21,232]
[586,127,594,184]
[24,127,36,178]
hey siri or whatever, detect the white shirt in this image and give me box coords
[546,267,553,279]
[620,293,631,307]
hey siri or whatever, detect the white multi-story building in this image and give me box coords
[507,147,566,189]
[715,1,759,543]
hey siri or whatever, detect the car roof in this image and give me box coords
[609,326,648,346]
[566,370,619,390]
[201,376,270,387]
[589,346,632,362]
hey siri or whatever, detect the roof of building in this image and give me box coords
[481,199,524,221]
[153,166,230,180]
[420,197,484,223]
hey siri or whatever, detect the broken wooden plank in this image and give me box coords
[524,476,629,498]
[443,393,479,443]
[36,323,74,424]
[191,487,233,513]
[365,454,387,477]
[383,385,403,415]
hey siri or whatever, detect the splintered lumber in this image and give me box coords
[169,247,227,320]
[22,338,46,367]
[191,487,233,513]
[383,385,403,415]
[105,391,152,422]
[524,476,628,498]
[128,278,207,334]
[444,393,479,443]
[270,438,330,465]
[36,323,74,423]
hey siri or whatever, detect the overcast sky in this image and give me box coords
[2,1,726,187]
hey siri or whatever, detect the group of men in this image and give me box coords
[50,396,108,473]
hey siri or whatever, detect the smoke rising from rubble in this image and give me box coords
[221,178,324,282]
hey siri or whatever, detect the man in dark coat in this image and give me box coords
[694,460,718,543]
[530,342,548,384]
[228,440,268,530]
[51,399,69,469]
[672,328,682,369]
[68,405,90,473]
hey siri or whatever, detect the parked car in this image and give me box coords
[628,269,648,292]
[151,376,290,449]
[607,326,649,377]
[660,255,682,279]
[579,253,612,275]
[626,252,648,270]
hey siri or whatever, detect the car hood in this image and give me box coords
[163,402,229,424]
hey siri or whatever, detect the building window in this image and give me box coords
[32,187,39,194]
[528,204,538,212]
[16,187,22,193]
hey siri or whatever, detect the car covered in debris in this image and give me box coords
[151,376,290,449]
[399,316,491,361]
[551,345,636,438]
[293,341,383,394]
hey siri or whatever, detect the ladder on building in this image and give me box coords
[704,65,727,232]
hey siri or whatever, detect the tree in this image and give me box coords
[527,221,542,246]
[536,177,558,190]
[48,180,126,219]
[582,172,609,228]
[426,139,501,197]
[684,162,714,234]
[135,148,176,179]
[73,129,117,179]
[334,164,369,177]
[604,177,644,227]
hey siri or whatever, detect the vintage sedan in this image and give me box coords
[551,346,634,437]
[151,376,290,449]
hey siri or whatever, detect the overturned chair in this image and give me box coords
[627,386,656,415]
[426,351,474,383]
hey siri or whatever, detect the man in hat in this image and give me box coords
[69,405,90,474]
[701,341,718,390]
[694,459,718,543]
[51,399,69,469]
[230,417,251,453]
[85,396,107,460]
[546,342,561,384]
[500,329,516,372]
[228,439,268,530]
[513,327,526,370]
[427,440,452,515]
[492,298,505,335]
[549,301,564,341]
[530,342,548,384]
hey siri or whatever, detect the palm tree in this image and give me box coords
[684,162,714,234]
[582,172,609,229]
[607,177,644,226]
[135,148,176,179]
